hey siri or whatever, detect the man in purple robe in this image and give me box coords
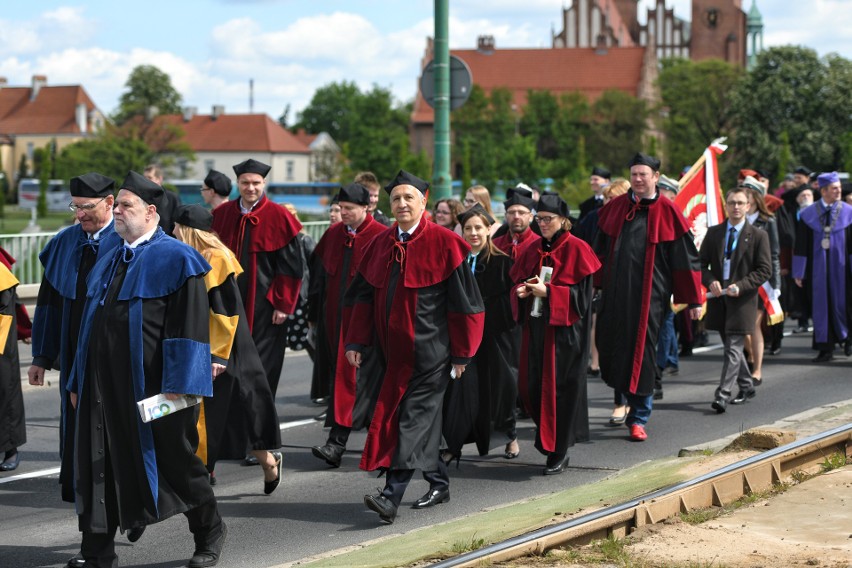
[793,171,852,362]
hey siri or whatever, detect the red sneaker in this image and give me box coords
[629,424,647,441]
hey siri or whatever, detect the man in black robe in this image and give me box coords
[28,173,126,567]
[143,164,182,236]
[493,189,539,259]
[344,170,484,524]
[595,153,703,442]
[578,166,611,221]
[309,183,385,468]
[212,159,304,401]
[68,172,225,568]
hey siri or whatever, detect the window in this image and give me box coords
[204,159,214,173]
[286,160,294,181]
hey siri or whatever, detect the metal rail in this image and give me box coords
[429,423,852,568]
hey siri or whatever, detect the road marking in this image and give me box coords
[0,467,60,484]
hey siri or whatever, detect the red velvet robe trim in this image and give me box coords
[313,216,385,426]
[493,227,538,259]
[349,220,478,471]
[597,194,699,393]
[511,232,600,452]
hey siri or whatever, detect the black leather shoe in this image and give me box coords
[243,454,259,466]
[812,351,834,363]
[0,450,20,472]
[311,444,343,468]
[731,389,756,404]
[364,493,397,524]
[845,342,852,357]
[188,522,227,568]
[768,347,781,355]
[126,526,145,543]
[543,453,570,475]
[66,553,85,568]
[711,397,727,414]
[263,452,283,495]
[412,487,450,509]
[653,387,663,400]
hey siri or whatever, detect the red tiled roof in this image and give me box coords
[292,128,318,147]
[155,113,310,154]
[412,46,646,124]
[0,85,97,134]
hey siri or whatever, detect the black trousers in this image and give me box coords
[326,422,351,449]
[380,460,449,507]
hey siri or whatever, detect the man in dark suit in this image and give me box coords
[578,166,611,221]
[700,186,772,413]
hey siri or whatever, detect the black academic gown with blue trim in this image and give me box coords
[68,228,214,533]
[32,221,122,502]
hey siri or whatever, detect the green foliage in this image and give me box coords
[820,451,847,472]
[37,164,48,219]
[293,82,412,183]
[450,533,487,554]
[54,130,155,183]
[777,131,792,178]
[587,89,648,174]
[728,46,852,179]
[113,65,183,125]
[658,58,742,174]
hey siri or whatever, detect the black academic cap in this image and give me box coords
[536,191,570,218]
[591,166,612,179]
[204,170,232,197]
[120,171,164,208]
[337,182,370,205]
[503,190,536,212]
[174,204,213,232]
[330,194,340,205]
[70,172,114,198]
[628,152,661,172]
[233,158,271,179]
[793,165,812,176]
[506,183,534,199]
[458,203,496,227]
[384,170,429,194]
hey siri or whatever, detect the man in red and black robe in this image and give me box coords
[344,170,484,525]
[308,183,385,468]
[493,189,539,259]
[595,153,703,442]
[212,159,303,399]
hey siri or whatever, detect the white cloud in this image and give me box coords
[0,7,92,56]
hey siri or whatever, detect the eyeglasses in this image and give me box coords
[725,200,748,208]
[69,196,107,212]
[535,215,559,225]
[200,187,212,192]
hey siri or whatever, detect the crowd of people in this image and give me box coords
[0,151,850,567]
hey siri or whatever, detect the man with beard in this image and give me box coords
[67,172,225,568]
[309,183,386,468]
[344,170,484,524]
[493,188,539,259]
[595,153,703,442]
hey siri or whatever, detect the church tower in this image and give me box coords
[746,0,764,69]
[689,0,746,65]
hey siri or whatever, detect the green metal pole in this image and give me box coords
[432,0,451,200]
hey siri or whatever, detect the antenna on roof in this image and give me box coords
[249,78,254,114]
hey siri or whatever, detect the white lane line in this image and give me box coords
[0,466,60,484]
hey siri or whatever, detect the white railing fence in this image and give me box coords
[2,221,332,287]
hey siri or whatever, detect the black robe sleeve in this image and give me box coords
[32,276,63,369]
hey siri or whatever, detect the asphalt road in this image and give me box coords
[1,326,850,568]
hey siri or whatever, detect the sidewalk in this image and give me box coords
[282,400,852,568]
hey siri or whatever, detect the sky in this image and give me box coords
[1,0,850,125]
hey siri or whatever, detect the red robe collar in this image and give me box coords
[493,227,538,259]
[314,215,385,278]
[211,195,302,257]
[359,220,470,289]
[510,231,600,285]
[598,191,690,244]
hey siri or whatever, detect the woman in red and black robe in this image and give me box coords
[512,192,601,476]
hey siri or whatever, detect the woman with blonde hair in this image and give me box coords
[460,185,500,236]
[174,205,283,494]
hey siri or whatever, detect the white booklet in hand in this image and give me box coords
[137,393,203,423]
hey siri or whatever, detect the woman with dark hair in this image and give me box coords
[433,198,463,230]
[743,177,781,385]
[441,204,520,463]
[174,205,283,494]
[512,192,600,475]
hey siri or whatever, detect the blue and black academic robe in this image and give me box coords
[0,265,23,459]
[510,230,600,456]
[308,215,385,433]
[442,250,518,457]
[595,191,703,397]
[792,201,852,350]
[212,195,303,396]
[195,248,281,470]
[67,229,214,533]
[31,221,122,502]
[343,221,485,473]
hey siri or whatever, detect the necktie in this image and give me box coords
[725,227,736,259]
[824,205,833,227]
[400,232,410,242]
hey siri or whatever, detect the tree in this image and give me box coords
[657,58,742,173]
[586,89,648,176]
[55,128,155,183]
[728,46,852,180]
[113,65,183,125]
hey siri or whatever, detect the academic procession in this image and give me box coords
[2,151,852,568]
